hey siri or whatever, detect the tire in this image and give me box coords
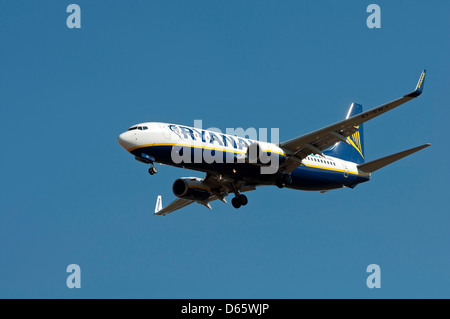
[231,197,241,209]
[275,177,285,188]
[238,194,248,206]
[282,174,292,185]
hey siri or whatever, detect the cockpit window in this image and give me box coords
[128,126,148,131]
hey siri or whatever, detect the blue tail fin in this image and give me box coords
[323,103,365,164]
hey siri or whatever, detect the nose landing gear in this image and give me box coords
[148,163,158,175]
[135,155,158,175]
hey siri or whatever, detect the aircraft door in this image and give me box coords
[160,124,172,141]
[343,162,349,178]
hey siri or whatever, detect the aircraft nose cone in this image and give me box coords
[117,132,135,150]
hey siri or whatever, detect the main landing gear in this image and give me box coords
[275,173,292,188]
[231,194,248,209]
[148,163,158,175]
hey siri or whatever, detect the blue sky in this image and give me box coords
[1,0,449,298]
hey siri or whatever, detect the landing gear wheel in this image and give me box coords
[276,178,285,189]
[148,166,157,175]
[276,173,292,188]
[231,197,241,209]
[282,174,292,185]
[238,194,248,206]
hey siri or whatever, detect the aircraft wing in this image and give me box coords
[154,196,194,216]
[154,173,257,216]
[279,70,426,173]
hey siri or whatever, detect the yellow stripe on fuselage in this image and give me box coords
[303,163,359,175]
[127,142,286,156]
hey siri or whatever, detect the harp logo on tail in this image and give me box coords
[347,126,364,159]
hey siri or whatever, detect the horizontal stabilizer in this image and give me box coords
[357,143,430,173]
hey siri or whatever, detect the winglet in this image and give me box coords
[405,69,426,98]
[154,195,162,214]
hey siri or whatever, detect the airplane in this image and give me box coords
[117,70,429,216]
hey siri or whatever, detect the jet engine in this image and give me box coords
[172,177,212,201]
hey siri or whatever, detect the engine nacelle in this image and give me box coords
[172,177,212,201]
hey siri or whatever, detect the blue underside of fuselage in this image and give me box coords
[131,145,370,191]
